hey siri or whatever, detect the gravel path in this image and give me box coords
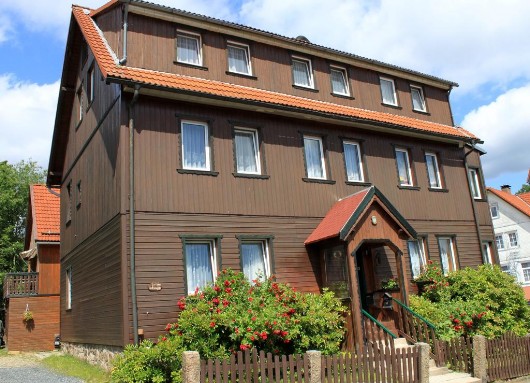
[0,352,83,383]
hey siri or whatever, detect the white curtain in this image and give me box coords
[235,131,258,173]
[408,241,422,278]
[177,35,199,64]
[228,46,249,74]
[344,143,362,181]
[304,137,324,178]
[186,243,213,294]
[183,123,207,169]
[331,70,347,94]
[241,243,266,281]
[396,151,410,185]
[411,88,424,110]
[293,60,311,87]
[438,238,451,275]
[426,155,439,187]
[381,79,395,104]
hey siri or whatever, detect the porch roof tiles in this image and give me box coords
[31,184,61,242]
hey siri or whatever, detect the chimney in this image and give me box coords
[500,185,511,194]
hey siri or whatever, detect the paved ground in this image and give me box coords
[0,351,83,383]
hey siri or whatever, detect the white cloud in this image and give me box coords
[462,83,530,179]
[0,75,59,168]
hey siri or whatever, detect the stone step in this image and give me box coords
[393,337,410,349]
[429,366,452,376]
[429,371,480,383]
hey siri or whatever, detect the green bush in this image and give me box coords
[410,264,530,339]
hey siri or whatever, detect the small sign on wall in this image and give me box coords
[148,282,162,292]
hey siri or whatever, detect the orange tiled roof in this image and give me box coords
[31,184,61,242]
[72,6,477,142]
[305,188,371,245]
[487,187,530,218]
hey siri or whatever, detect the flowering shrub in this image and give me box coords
[166,269,345,358]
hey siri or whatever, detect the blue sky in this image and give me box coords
[0,0,529,191]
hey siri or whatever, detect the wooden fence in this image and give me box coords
[434,337,473,374]
[200,344,420,383]
[486,333,530,382]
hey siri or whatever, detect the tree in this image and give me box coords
[517,183,530,194]
[0,160,46,274]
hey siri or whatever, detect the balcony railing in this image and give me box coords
[3,272,39,298]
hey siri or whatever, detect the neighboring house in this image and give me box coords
[46,0,494,359]
[3,185,60,351]
[487,185,530,300]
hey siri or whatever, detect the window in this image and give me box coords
[468,168,482,199]
[66,267,72,310]
[87,66,94,104]
[330,67,349,96]
[184,241,217,294]
[292,57,314,88]
[408,238,427,279]
[77,88,83,122]
[508,232,519,248]
[411,85,426,112]
[234,128,261,174]
[495,234,505,250]
[521,262,530,283]
[395,148,413,186]
[425,152,442,188]
[66,181,72,223]
[482,242,494,265]
[323,246,349,299]
[490,203,499,219]
[343,141,364,182]
[303,135,326,179]
[176,31,202,66]
[76,181,81,209]
[380,77,397,106]
[438,237,457,274]
[181,121,210,171]
[227,42,251,75]
[240,240,271,282]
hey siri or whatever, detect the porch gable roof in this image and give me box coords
[304,186,416,245]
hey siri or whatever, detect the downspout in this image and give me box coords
[119,2,129,65]
[464,140,484,263]
[129,85,140,344]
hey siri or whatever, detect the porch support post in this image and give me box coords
[396,250,409,306]
[346,249,364,351]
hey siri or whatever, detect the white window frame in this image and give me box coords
[395,148,413,186]
[184,240,217,294]
[240,240,271,281]
[411,85,427,112]
[330,66,350,96]
[495,234,505,250]
[343,140,364,182]
[181,120,211,171]
[77,88,83,122]
[425,152,442,189]
[292,56,314,89]
[87,66,95,104]
[408,238,427,279]
[303,135,327,180]
[469,168,482,199]
[380,76,397,106]
[508,231,519,248]
[482,242,494,265]
[176,30,203,66]
[438,236,458,275]
[227,41,252,75]
[234,127,261,175]
[521,262,530,283]
[490,203,499,219]
[66,267,72,310]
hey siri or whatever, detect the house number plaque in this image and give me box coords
[148,282,162,291]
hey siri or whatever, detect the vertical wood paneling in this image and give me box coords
[37,244,60,295]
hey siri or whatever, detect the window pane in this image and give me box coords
[235,130,259,173]
[186,243,213,294]
[177,34,200,65]
[324,247,349,298]
[469,169,481,199]
[490,204,499,218]
[344,142,363,182]
[426,154,441,188]
[411,87,425,111]
[380,78,396,105]
[396,150,412,186]
[228,45,250,74]
[331,69,348,95]
[482,243,493,264]
[522,262,530,282]
[241,242,267,281]
[408,240,426,278]
[495,235,504,250]
[509,232,518,247]
[182,122,208,170]
[304,137,325,179]
[438,238,455,274]
[293,60,311,87]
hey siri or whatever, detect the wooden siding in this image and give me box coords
[124,13,453,125]
[61,215,123,347]
[37,244,60,295]
[5,295,60,352]
[97,6,122,58]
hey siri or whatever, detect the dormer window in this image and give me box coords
[176,31,202,66]
[330,66,350,96]
[380,76,397,106]
[411,85,427,112]
[227,42,251,75]
[292,57,314,89]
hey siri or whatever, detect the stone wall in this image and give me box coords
[61,342,122,370]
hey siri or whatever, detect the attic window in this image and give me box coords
[292,57,314,89]
[411,85,427,112]
[380,77,397,106]
[227,42,251,75]
[176,31,202,66]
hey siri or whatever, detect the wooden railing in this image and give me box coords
[434,337,473,374]
[392,298,438,362]
[3,272,39,298]
[486,332,530,381]
[361,309,396,348]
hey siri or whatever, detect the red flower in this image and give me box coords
[248,297,253,302]
[161,336,167,341]
[273,329,281,335]
[261,332,267,340]
[240,344,249,351]
[212,297,220,305]
[210,321,216,328]
[165,323,172,332]
[178,301,186,310]
[250,336,255,341]
[251,316,256,321]
[453,319,460,324]
[222,299,230,307]
[281,331,288,337]
[224,280,231,287]
[214,286,221,292]
[225,287,232,293]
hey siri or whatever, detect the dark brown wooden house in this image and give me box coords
[3,185,60,352]
[46,0,495,356]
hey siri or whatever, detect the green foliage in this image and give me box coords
[517,183,530,194]
[410,265,530,339]
[111,338,184,383]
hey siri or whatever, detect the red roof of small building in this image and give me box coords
[31,184,61,242]
[72,5,478,142]
[305,188,371,245]
[487,187,530,218]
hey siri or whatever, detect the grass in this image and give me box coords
[41,354,111,383]
[0,348,7,356]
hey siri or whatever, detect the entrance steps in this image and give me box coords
[428,353,480,383]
